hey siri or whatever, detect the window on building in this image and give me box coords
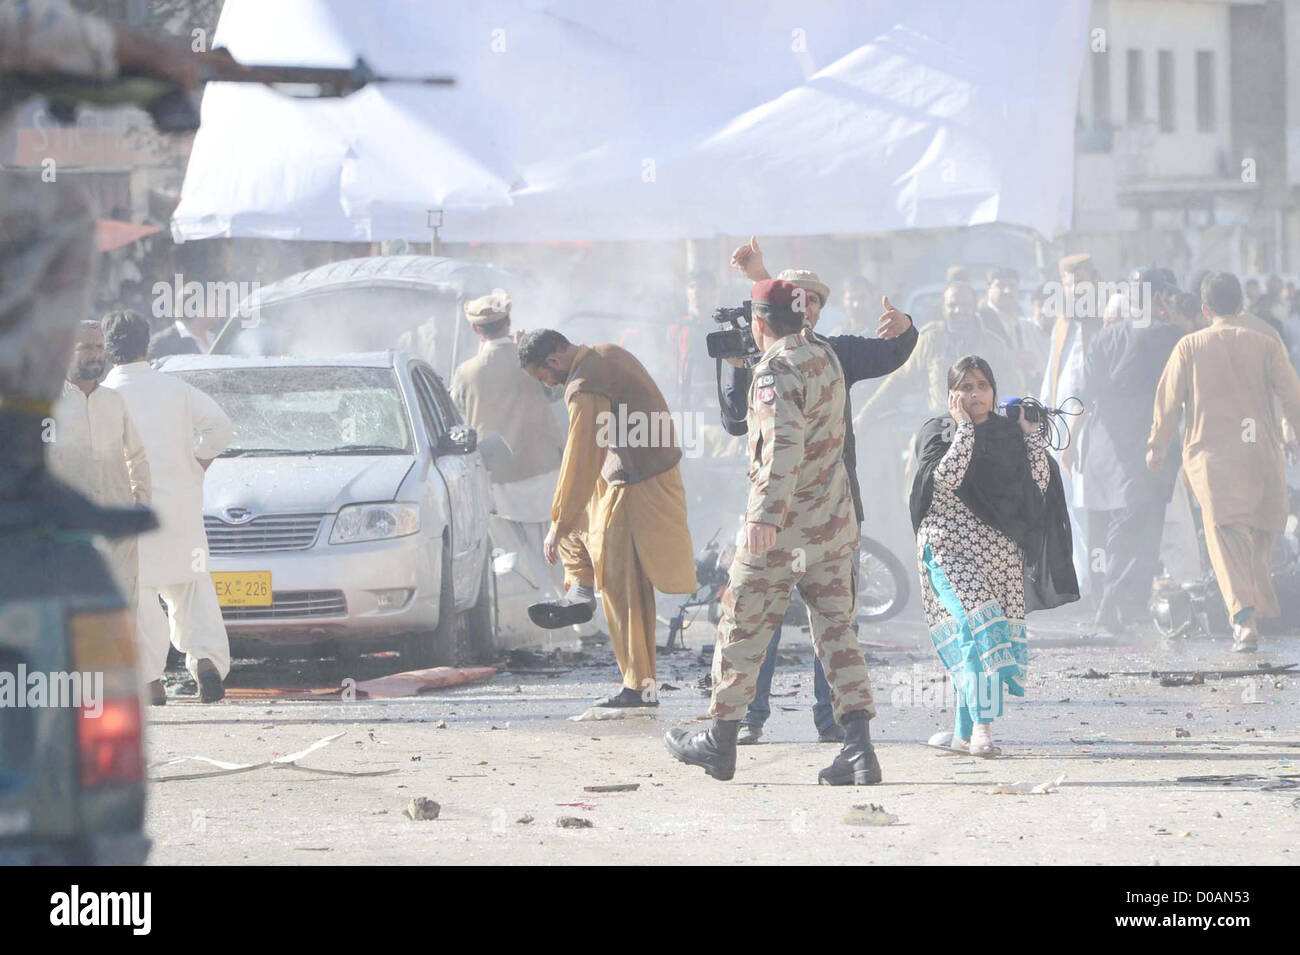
[1092,50,1110,126]
[1196,50,1216,132]
[1158,50,1175,132]
[1127,49,1145,123]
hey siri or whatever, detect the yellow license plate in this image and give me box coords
[211,571,273,607]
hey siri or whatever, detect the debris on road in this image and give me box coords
[1174,727,1192,738]
[354,665,498,699]
[405,797,441,820]
[1076,663,1296,681]
[988,775,1065,795]
[583,783,640,793]
[556,816,593,828]
[149,732,398,782]
[843,803,898,826]
[1161,673,1205,687]
[1177,774,1300,790]
[517,813,535,824]
[569,706,657,721]
[556,801,597,810]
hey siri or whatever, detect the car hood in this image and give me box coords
[204,455,416,516]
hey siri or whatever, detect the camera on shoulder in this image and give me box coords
[707,301,759,361]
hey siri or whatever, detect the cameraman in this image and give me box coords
[718,237,916,744]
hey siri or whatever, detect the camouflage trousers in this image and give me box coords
[710,544,875,723]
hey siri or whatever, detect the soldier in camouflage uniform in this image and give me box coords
[665,279,881,784]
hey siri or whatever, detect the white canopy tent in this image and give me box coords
[172,0,1090,244]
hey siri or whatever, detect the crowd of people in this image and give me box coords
[32,197,1300,787]
[500,243,1300,783]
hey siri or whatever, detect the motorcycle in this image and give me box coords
[662,531,911,651]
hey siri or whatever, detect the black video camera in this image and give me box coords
[706,301,759,361]
[999,396,1043,425]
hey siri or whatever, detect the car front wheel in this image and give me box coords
[404,535,457,668]
[457,545,497,664]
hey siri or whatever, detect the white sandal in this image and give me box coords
[970,725,1002,758]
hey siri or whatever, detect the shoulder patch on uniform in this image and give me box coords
[755,373,775,387]
[757,385,777,404]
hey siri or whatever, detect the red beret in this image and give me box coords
[751,278,799,308]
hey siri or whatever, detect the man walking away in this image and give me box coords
[102,311,234,702]
[1081,277,1185,634]
[1149,273,1300,652]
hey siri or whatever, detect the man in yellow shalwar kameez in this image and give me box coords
[1149,272,1300,652]
[519,329,697,706]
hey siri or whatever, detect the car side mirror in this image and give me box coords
[438,425,477,455]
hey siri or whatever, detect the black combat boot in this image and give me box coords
[664,719,739,781]
[817,710,882,785]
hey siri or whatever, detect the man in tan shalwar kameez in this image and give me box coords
[1148,272,1300,652]
[519,329,696,707]
[450,291,568,609]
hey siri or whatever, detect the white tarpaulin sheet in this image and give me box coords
[172,0,1090,244]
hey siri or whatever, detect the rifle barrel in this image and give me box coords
[201,62,454,92]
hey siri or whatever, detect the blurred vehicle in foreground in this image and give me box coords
[0,538,148,864]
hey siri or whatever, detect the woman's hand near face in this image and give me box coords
[948,389,970,422]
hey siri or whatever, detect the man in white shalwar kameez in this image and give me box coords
[48,321,152,608]
[101,311,233,703]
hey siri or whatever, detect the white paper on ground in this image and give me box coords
[988,774,1066,795]
[569,706,658,722]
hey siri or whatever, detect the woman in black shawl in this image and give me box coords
[910,356,1051,757]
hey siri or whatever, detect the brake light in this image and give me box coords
[79,697,144,788]
[70,608,144,788]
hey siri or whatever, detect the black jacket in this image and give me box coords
[910,413,1078,613]
[719,322,918,524]
[1080,319,1185,507]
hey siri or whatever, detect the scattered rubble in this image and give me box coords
[843,803,898,826]
[1161,673,1205,687]
[556,816,593,829]
[405,797,440,820]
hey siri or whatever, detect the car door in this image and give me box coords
[411,365,490,610]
